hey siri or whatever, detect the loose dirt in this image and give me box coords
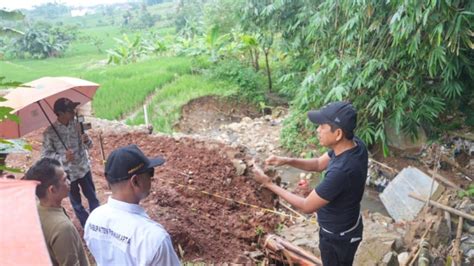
[7,126,281,263]
[174,95,261,134]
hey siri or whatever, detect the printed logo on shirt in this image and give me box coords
[88,223,131,244]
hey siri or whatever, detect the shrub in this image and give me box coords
[209,60,265,103]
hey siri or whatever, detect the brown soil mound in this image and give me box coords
[9,129,280,263]
[175,95,261,134]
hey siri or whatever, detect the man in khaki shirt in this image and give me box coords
[25,158,89,266]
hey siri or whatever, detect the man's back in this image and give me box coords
[38,205,89,266]
[84,197,180,266]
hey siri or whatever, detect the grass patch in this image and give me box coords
[86,56,192,120]
[0,55,105,82]
[127,74,238,133]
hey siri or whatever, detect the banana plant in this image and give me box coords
[0,10,25,38]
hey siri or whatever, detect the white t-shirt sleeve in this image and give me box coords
[150,234,180,266]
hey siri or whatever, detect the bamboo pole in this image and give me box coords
[262,234,322,266]
[453,216,464,265]
[405,221,434,266]
[369,158,398,173]
[409,193,474,221]
[440,154,473,181]
[427,169,463,190]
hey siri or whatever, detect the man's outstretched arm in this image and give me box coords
[265,152,330,172]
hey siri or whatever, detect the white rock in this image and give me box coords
[397,252,410,265]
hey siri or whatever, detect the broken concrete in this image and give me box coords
[380,167,444,221]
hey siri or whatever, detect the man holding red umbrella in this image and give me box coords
[42,97,99,228]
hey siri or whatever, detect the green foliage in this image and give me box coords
[0,10,24,20]
[107,33,168,65]
[275,222,285,234]
[0,9,25,38]
[26,2,70,19]
[124,4,161,30]
[202,0,242,34]
[266,0,474,152]
[145,0,165,6]
[209,60,265,103]
[0,76,23,174]
[175,0,206,39]
[107,34,145,64]
[458,184,474,198]
[11,22,77,59]
[255,225,265,237]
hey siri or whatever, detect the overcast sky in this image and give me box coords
[0,0,133,10]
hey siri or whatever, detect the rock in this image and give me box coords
[241,117,252,123]
[429,218,450,246]
[393,238,404,252]
[231,159,247,176]
[385,122,427,150]
[397,252,410,265]
[380,167,443,222]
[248,250,264,259]
[354,214,404,265]
[382,251,399,266]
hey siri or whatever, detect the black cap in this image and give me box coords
[54,98,80,113]
[307,101,357,133]
[105,144,165,184]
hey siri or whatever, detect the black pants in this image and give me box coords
[69,171,100,227]
[319,221,363,266]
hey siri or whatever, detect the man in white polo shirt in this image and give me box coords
[84,145,180,266]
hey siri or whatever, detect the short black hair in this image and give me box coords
[328,123,354,140]
[24,158,62,198]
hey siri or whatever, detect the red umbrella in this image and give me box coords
[0,76,99,139]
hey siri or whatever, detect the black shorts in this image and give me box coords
[319,221,363,266]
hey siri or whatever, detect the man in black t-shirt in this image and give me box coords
[253,101,368,266]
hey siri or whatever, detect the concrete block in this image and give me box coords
[380,167,443,222]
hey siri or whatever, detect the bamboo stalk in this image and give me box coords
[427,169,463,190]
[453,216,464,265]
[440,154,473,181]
[262,234,322,266]
[409,193,474,221]
[369,158,398,173]
[405,221,434,266]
